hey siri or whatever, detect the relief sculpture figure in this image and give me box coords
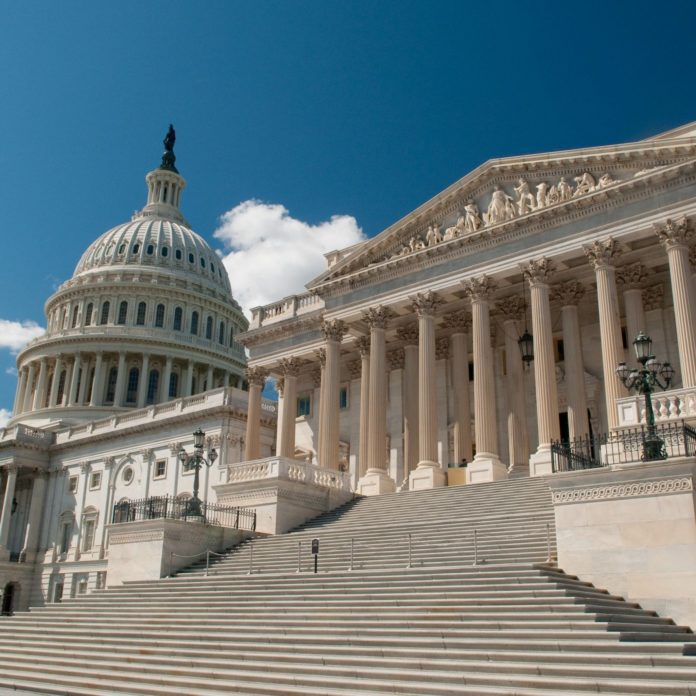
[425,224,442,246]
[464,200,482,232]
[557,176,572,201]
[573,172,596,196]
[485,185,515,225]
[514,178,536,215]
[536,182,548,209]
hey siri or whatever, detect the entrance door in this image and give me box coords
[1,583,15,616]
[559,412,570,444]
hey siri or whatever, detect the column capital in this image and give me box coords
[314,347,326,367]
[436,337,450,360]
[495,295,526,321]
[278,356,303,377]
[463,275,497,302]
[655,216,692,250]
[2,463,19,475]
[521,257,556,286]
[245,366,269,387]
[642,283,664,311]
[584,237,621,269]
[362,305,395,330]
[355,336,370,357]
[551,280,586,307]
[441,310,471,332]
[396,323,419,345]
[321,318,347,343]
[387,348,405,370]
[411,291,442,317]
[616,262,649,289]
[275,376,285,397]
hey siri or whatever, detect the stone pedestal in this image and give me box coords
[529,445,554,477]
[357,468,396,496]
[466,455,507,483]
[218,457,354,533]
[408,463,446,491]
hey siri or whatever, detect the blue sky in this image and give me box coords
[1,0,696,417]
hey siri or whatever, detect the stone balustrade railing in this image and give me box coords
[228,456,352,492]
[616,386,696,427]
[0,423,56,447]
[248,293,324,330]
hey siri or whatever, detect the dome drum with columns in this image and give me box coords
[11,131,248,428]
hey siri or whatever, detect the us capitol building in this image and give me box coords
[1,121,696,617]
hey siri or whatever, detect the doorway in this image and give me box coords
[1,582,17,615]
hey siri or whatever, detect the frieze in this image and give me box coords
[396,324,419,345]
[642,284,664,311]
[552,476,693,505]
[616,262,649,288]
[551,280,585,307]
[441,310,471,331]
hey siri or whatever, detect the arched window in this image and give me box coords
[85,368,94,403]
[56,370,67,405]
[60,309,67,329]
[190,311,199,335]
[175,249,182,261]
[85,303,93,326]
[168,372,179,399]
[71,306,78,328]
[205,316,213,340]
[136,302,146,326]
[155,304,165,328]
[146,244,154,256]
[117,301,128,325]
[105,367,118,403]
[173,307,182,331]
[218,321,225,344]
[81,507,98,552]
[126,367,139,404]
[161,246,169,257]
[99,301,110,325]
[146,370,159,405]
[188,252,194,264]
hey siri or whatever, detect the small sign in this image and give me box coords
[311,538,319,555]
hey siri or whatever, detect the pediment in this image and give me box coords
[308,136,696,293]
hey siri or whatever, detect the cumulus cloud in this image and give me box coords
[0,320,45,353]
[5,367,17,377]
[214,201,365,316]
[0,409,11,428]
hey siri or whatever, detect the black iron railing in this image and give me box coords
[551,420,696,473]
[111,495,256,531]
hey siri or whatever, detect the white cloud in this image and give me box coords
[214,201,365,316]
[0,319,45,353]
[5,367,17,376]
[0,409,11,428]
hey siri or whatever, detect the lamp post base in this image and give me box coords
[642,434,667,462]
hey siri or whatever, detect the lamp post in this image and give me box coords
[615,331,675,461]
[177,428,218,518]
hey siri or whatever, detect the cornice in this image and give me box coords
[239,311,324,348]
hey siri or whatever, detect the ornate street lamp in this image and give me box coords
[518,328,534,366]
[177,428,218,518]
[615,331,675,461]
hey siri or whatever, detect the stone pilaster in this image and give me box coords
[137,353,150,408]
[244,366,268,461]
[495,297,529,475]
[464,276,506,483]
[318,320,346,470]
[89,352,104,406]
[68,353,81,407]
[48,355,64,408]
[162,357,173,401]
[409,291,446,490]
[357,306,396,495]
[33,358,48,411]
[585,238,627,430]
[552,281,590,440]
[113,352,127,407]
[22,362,36,413]
[523,258,560,475]
[20,471,48,562]
[276,357,302,458]
[655,217,696,386]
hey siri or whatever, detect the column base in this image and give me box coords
[529,446,554,477]
[466,454,507,484]
[409,463,447,491]
[356,469,396,496]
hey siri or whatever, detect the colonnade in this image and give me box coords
[13,351,239,416]
[244,222,696,486]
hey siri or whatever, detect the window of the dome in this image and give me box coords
[71,306,79,328]
[205,316,213,339]
[105,367,118,403]
[218,321,225,344]
[117,301,128,325]
[146,370,159,404]
[161,246,169,257]
[173,307,183,331]
[200,257,206,269]
[211,263,215,273]
[168,372,179,398]
[99,301,110,325]
[136,302,146,326]
[188,252,194,263]
[190,311,199,335]
[175,249,182,260]
[146,244,154,256]
[229,328,235,347]
[132,244,140,254]
[126,368,139,404]
[85,303,93,326]
[118,244,125,255]
[155,303,165,328]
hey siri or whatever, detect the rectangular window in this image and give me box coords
[296,394,311,418]
[339,387,348,410]
[95,571,107,590]
[68,476,78,494]
[154,460,167,479]
[89,472,101,490]
[60,523,71,555]
[82,520,95,552]
[53,580,64,603]
[78,578,88,595]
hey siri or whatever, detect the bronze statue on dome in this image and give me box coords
[160,124,178,173]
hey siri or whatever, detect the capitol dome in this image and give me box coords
[10,127,248,428]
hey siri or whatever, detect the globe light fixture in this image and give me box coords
[178,429,218,517]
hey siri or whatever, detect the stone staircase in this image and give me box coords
[0,477,695,695]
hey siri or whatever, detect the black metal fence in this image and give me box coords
[111,495,256,531]
[551,420,696,473]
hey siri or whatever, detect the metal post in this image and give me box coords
[349,537,354,572]
[407,533,412,569]
[247,543,253,575]
[296,541,302,573]
[205,549,210,577]
[546,522,552,563]
[472,529,478,566]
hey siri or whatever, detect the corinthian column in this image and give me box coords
[244,366,268,461]
[357,306,396,495]
[407,292,446,490]
[445,311,473,466]
[23,362,36,413]
[33,358,48,411]
[317,320,346,470]
[0,465,18,556]
[48,355,63,407]
[495,297,529,475]
[552,281,590,439]
[617,263,649,351]
[14,367,28,416]
[356,337,371,477]
[585,238,627,430]
[396,325,419,478]
[464,276,506,483]
[68,352,81,407]
[276,357,302,458]
[655,218,696,387]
